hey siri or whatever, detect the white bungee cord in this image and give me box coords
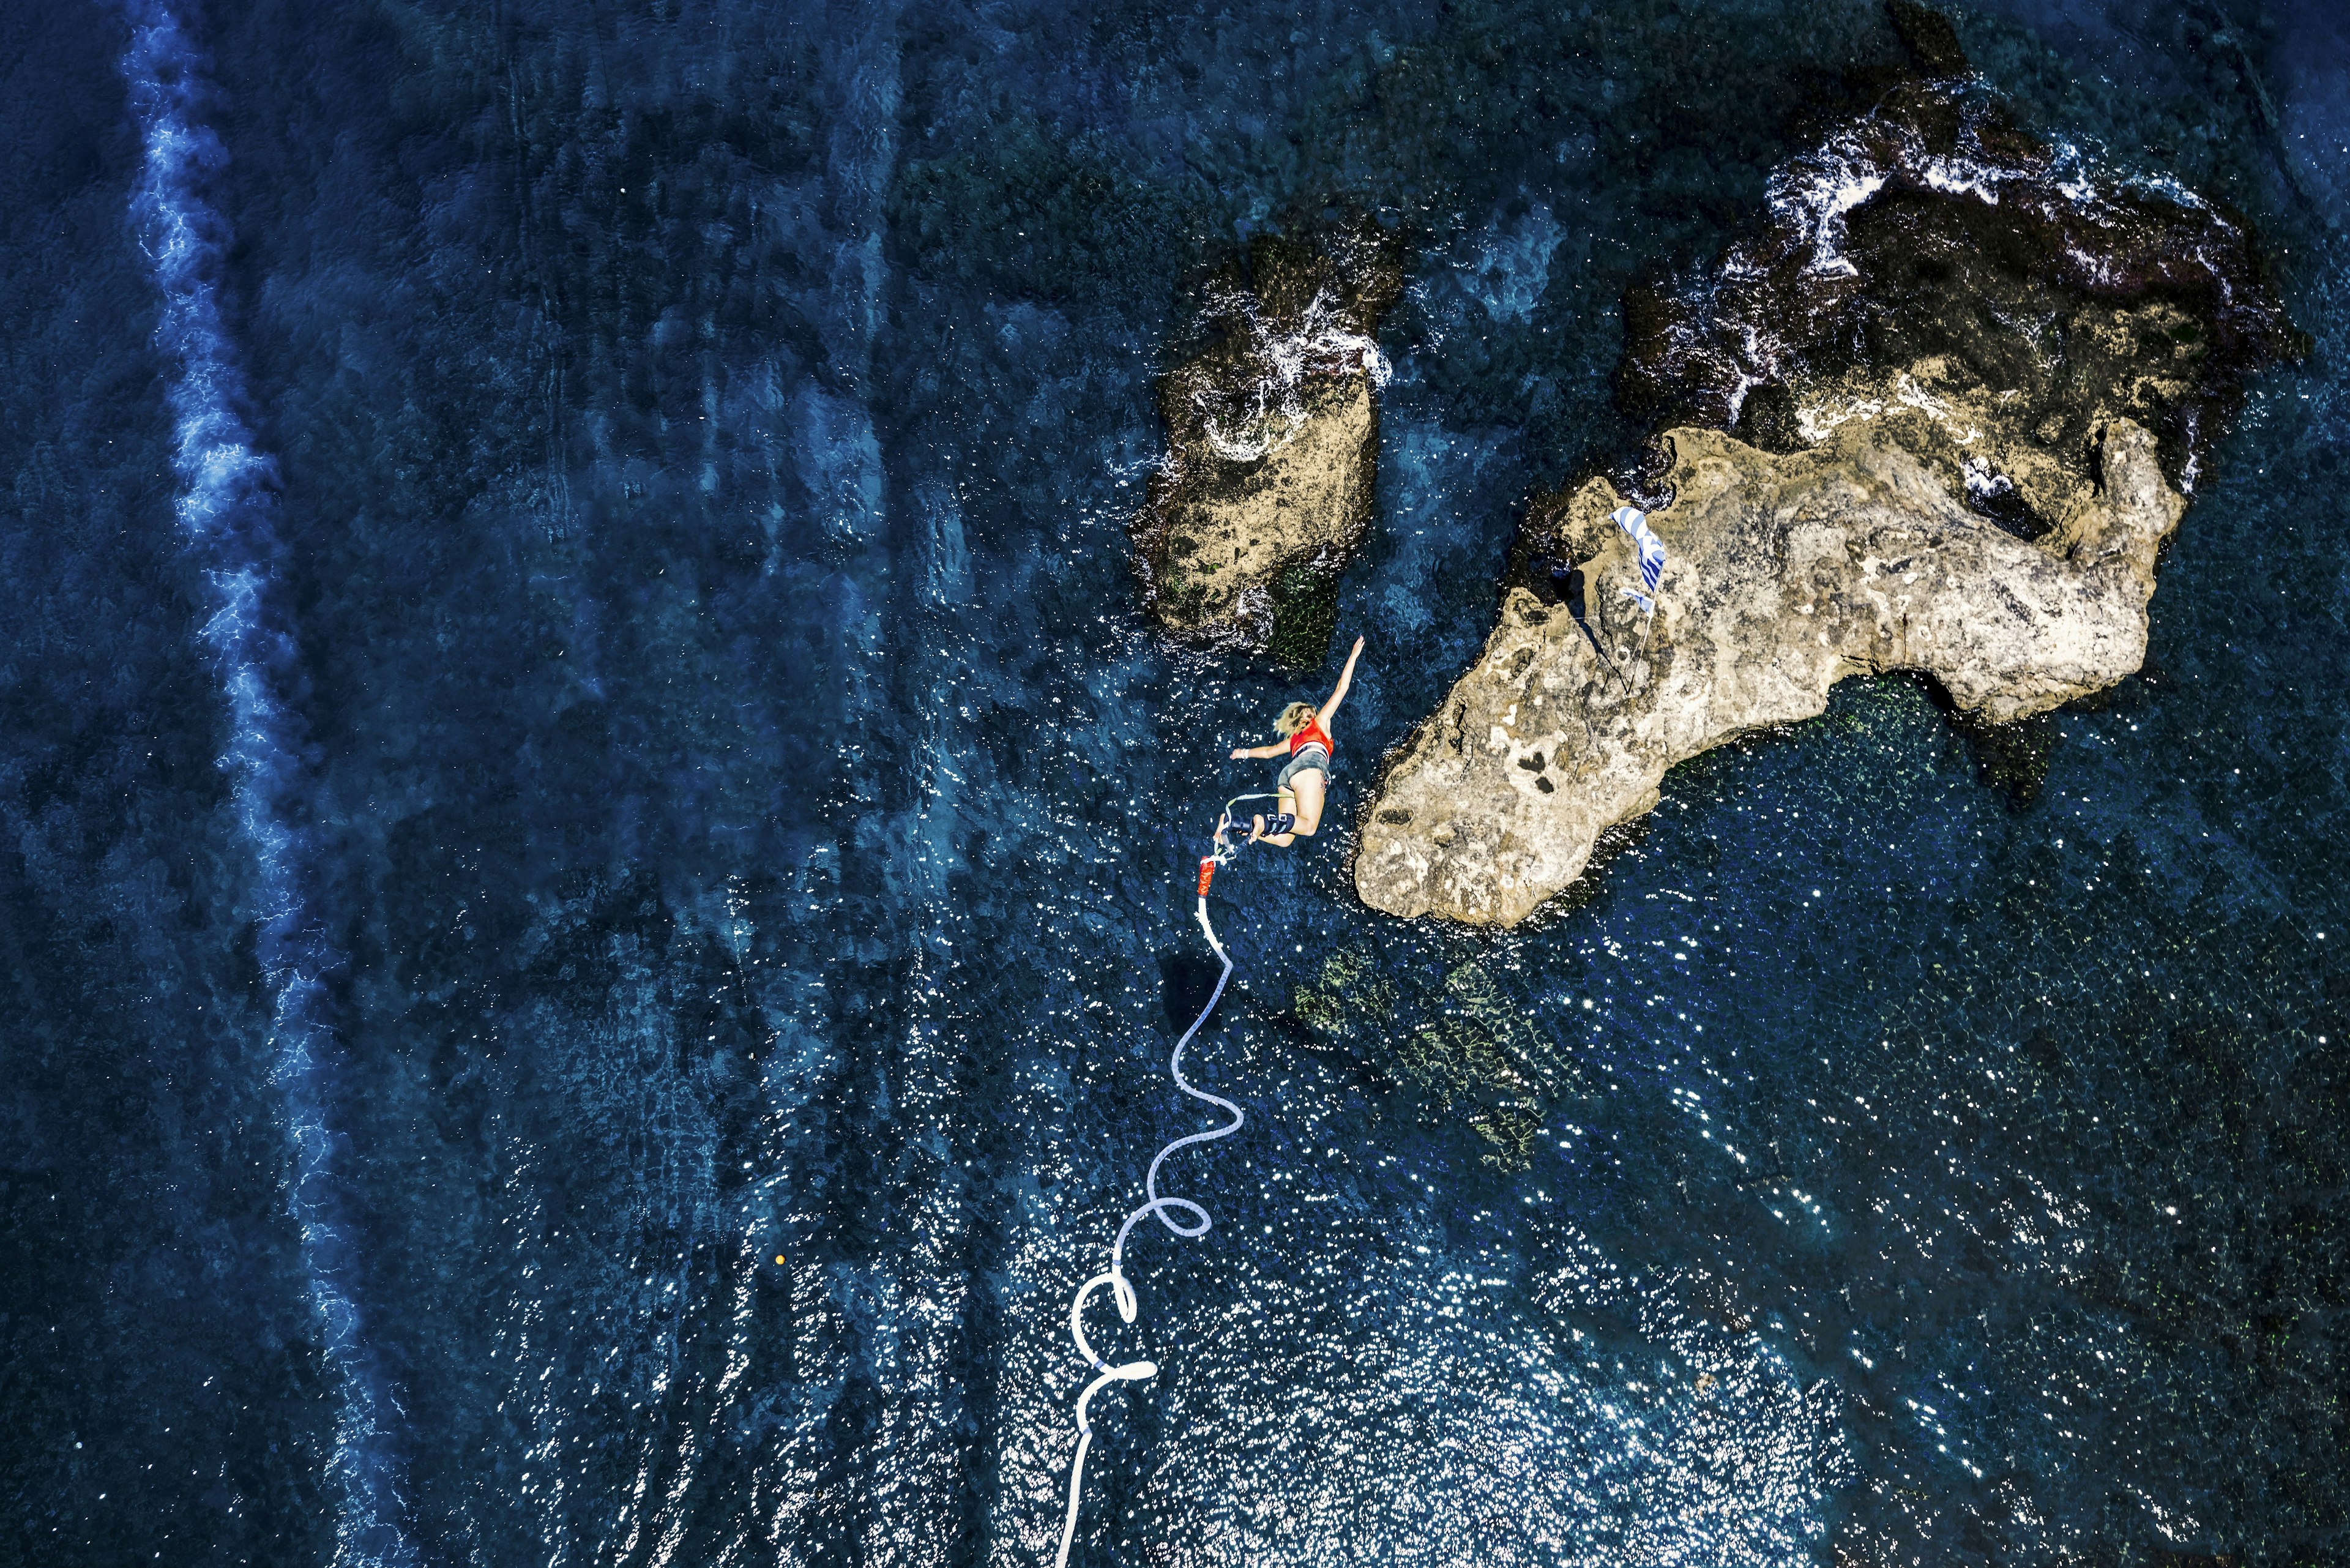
[1054,795,1277,1568]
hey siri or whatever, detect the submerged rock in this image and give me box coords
[1132,220,1404,660]
[1291,946,1578,1167]
[1356,59,2300,927]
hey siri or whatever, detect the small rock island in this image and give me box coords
[1356,67,2302,925]
[1133,220,1404,661]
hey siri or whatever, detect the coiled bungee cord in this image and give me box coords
[1053,793,1283,1568]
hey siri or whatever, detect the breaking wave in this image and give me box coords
[1195,285,1391,462]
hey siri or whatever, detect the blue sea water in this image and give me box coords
[2,1,2345,1565]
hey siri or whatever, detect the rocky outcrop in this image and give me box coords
[1355,45,2300,927]
[1356,415,2183,925]
[1133,222,1404,662]
[1615,78,2305,517]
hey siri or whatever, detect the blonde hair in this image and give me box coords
[1275,702,1318,736]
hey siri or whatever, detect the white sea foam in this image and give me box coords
[1962,455,2018,509]
[1919,154,2006,202]
[2046,138,2103,206]
[1794,393,1887,445]
[119,4,415,1562]
[1769,157,1884,277]
[1729,322,1798,425]
[1767,106,2023,278]
[1197,286,1389,461]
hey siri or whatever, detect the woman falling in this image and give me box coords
[1225,635,1365,847]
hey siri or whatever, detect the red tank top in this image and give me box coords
[1289,715,1334,756]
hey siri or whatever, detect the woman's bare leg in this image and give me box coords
[1255,775,1324,846]
[1288,771,1327,835]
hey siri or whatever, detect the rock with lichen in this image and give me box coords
[1356,42,2300,928]
[1132,220,1405,662]
[1357,417,2189,925]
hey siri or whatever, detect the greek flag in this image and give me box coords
[1614,506,1665,613]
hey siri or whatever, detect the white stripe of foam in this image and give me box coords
[116,4,416,1562]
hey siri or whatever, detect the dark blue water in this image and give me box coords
[4,1,2345,1564]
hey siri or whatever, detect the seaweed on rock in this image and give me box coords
[1614,74,2307,521]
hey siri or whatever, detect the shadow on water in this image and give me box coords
[1158,946,1229,1035]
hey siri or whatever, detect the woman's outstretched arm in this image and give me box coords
[1230,742,1287,760]
[1317,636,1367,726]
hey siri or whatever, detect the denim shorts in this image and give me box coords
[1277,744,1331,790]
